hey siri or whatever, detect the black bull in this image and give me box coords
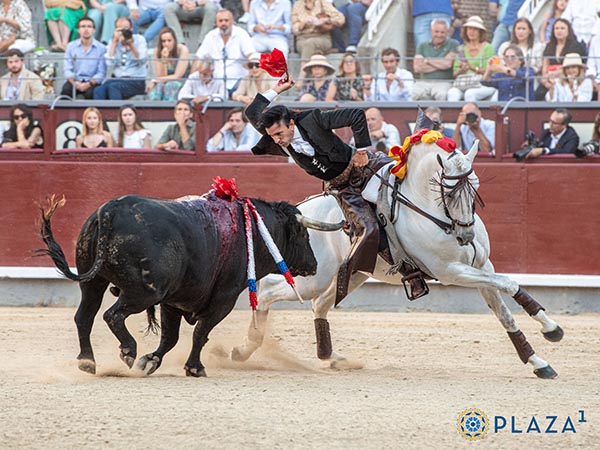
[38,193,319,377]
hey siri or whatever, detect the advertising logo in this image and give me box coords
[457,408,490,441]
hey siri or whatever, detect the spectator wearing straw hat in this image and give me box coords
[297,54,335,101]
[232,53,278,104]
[546,53,593,102]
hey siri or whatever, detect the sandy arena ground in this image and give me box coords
[0,306,598,450]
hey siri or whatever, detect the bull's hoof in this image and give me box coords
[184,365,207,377]
[231,346,251,362]
[119,348,135,369]
[543,325,564,343]
[78,359,96,374]
[138,354,161,375]
[534,365,558,379]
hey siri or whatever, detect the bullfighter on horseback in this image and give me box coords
[245,75,427,304]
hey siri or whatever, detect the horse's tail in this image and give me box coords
[35,195,109,283]
[145,306,160,335]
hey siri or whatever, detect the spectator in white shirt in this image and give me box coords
[193,8,256,97]
[561,0,600,46]
[363,47,414,101]
[206,107,261,151]
[248,0,292,57]
[452,102,495,154]
[178,58,226,103]
[365,107,400,152]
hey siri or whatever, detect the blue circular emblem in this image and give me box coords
[457,408,489,441]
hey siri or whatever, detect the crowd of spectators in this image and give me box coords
[2,0,600,157]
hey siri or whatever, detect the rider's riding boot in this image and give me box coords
[400,262,429,300]
[335,198,380,306]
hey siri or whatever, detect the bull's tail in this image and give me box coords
[36,195,108,283]
[145,306,160,335]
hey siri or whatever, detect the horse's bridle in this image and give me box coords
[438,167,479,230]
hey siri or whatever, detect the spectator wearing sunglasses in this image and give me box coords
[231,53,277,104]
[1,103,43,149]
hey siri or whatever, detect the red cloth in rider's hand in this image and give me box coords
[260,49,289,85]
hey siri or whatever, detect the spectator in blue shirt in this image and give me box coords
[482,45,535,101]
[61,17,108,99]
[248,0,292,57]
[206,107,261,151]
[93,17,147,100]
[411,0,453,49]
[491,0,525,52]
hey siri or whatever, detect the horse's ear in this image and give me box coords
[466,140,479,163]
[436,154,444,168]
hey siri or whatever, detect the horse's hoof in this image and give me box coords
[119,348,135,369]
[78,359,96,374]
[543,325,564,343]
[138,354,161,375]
[231,346,251,362]
[184,365,207,378]
[534,365,558,379]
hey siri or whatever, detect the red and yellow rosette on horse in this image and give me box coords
[388,129,458,180]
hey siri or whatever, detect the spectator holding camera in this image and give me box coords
[481,45,535,101]
[517,108,579,159]
[93,17,147,100]
[452,102,494,154]
[575,112,600,158]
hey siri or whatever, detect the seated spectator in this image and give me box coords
[297,54,334,101]
[248,0,292,57]
[126,0,170,44]
[44,0,87,51]
[482,45,535,101]
[206,107,261,151]
[364,107,401,152]
[539,0,567,45]
[178,58,226,103]
[93,17,147,100]
[331,0,372,54]
[546,53,592,102]
[325,52,366,101]
[452,102,494,154]
[561,0,598,46]
[447,16,495,102]
[0,49,44,101]
[147,27,190,101]
[116,104,152,149]
[363,47,414,101]
[586,31,600,97]
[75,107,115,148]
[194,9,255,97]
[412,18,459,101]
[164,0,219,47]
[61,17,107,99]
[497,18,544,76]
[411,0,453,49]
[536,18,586,100]
[449,0,465,44]
[156,100,196,151]
[291,0,345,60]
[88,0,130,45]
[0,0,36,54]
[1,104,43,149]
[424,106,454,138]
[519,108,578,159]
[231,53,277,105]
[490,0,524,52]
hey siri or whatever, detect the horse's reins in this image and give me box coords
[364,165,454,235]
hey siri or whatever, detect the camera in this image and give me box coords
[121,28,133,40]
[575,140,600,158]
[465,112,478,124]
[513,130,541,162]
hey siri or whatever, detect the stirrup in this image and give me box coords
[402,271,429,301]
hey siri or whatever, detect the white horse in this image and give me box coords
[232,140,564,378]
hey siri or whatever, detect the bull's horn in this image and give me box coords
[295,214,345,231]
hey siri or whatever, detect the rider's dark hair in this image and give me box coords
[258,105,297,129]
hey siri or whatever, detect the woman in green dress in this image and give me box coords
[44,0,87,51]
